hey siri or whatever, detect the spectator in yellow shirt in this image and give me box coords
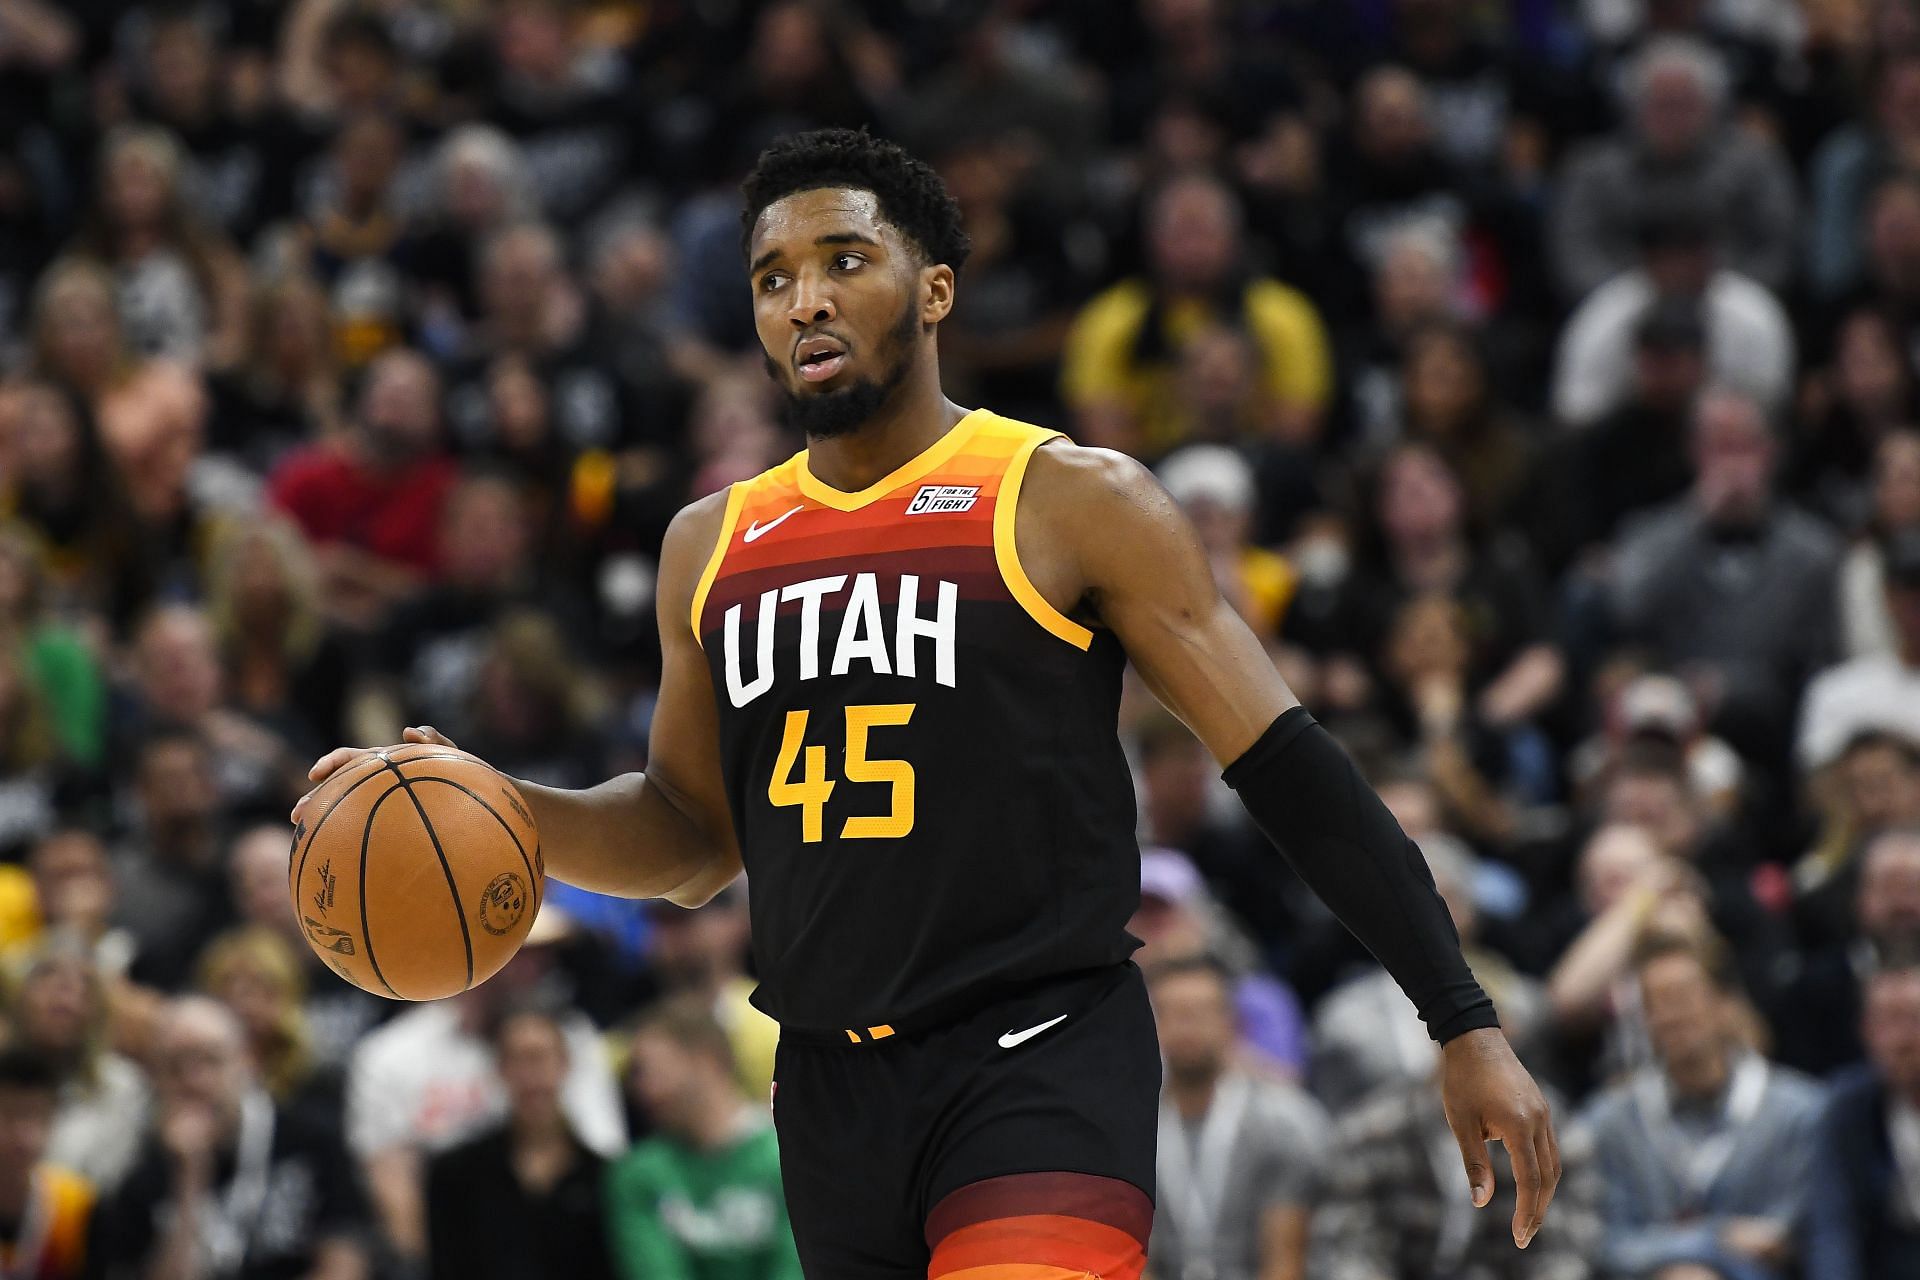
[1062,171,1332,456]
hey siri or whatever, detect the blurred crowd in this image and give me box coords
[0,0,1919,1278]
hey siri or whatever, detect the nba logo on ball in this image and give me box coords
[480,873,529,936]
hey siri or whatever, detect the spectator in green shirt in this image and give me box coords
[608,998,801,1280]
[0,524,103,768]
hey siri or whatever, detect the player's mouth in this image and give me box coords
[795,335,849,384]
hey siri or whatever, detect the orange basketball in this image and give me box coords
[288,742,544,1001]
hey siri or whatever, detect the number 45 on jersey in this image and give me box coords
[770,704,916,842]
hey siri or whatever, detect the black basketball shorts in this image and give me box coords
[770,961,1161,1279]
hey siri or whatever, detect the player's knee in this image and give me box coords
[925,1173,1149,1280]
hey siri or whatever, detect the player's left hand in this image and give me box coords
[1439,1027,1561,1249]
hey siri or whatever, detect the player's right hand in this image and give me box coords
[291,725,461,826]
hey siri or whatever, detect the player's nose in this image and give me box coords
[786,282,836,328]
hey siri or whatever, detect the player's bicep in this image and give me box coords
[1054,448,1297,762]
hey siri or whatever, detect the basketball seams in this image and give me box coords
[357,786,407,998]
[398,773,543,921]
[290,754,390,903]
[295,746,541,1001]
[376,758,477,993]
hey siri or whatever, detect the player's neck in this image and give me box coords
[803,376,968,496]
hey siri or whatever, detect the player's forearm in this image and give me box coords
[1224,708,1497,1042]
[512,772,739,902]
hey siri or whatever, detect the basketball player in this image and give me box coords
[299,129,1560,1279]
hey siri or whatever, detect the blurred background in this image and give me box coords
[0,0,1913,1277]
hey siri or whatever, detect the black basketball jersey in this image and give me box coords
[690,409,1140,1037]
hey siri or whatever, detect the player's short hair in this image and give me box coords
[740,128,971,272]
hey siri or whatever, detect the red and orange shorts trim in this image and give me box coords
[924,1172,1151,1280]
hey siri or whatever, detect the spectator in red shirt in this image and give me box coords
[267,347,458,630]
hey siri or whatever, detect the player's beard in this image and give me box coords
[768,296,920,440]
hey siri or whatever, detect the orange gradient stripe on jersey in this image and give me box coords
[690,410,1093,651]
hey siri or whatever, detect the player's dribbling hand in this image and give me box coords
[1439,1027,1562,1249]
[290,725,461,826]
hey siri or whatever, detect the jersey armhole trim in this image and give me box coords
[689,483,750,650]
[994,434,1095,651]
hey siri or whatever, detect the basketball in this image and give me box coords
[288,742,544,1001]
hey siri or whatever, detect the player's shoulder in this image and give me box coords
[1018,432,1172,523]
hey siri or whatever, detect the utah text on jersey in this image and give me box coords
[720,571,958,707]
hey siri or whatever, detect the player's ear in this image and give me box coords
[919,263,955,326]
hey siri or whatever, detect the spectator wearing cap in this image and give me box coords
[1310,832,1547,1113]
[1802,527,1920,774]
[1157,444,1295,643]
[1550,35,1798,300]
[1552,203,1792,430]
[1130,848,1308,1079]
[1571,673,1744,820]
[1061,171,1331,455]
[1146,954,1330,1280]
[1608,387,1842,766]
[1812,960,1920,1279]
[1583,936,1841,1280]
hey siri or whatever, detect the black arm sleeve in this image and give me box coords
[1223,707,1499,1043]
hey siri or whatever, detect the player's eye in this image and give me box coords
[832,253,864,271]
[759,273,786,293]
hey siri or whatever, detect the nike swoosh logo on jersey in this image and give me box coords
[742,505,804,543]
[997,1014,1068,1049]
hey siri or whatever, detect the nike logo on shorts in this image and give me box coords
[743,505,804,542]
[998,1014,1069,1049]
